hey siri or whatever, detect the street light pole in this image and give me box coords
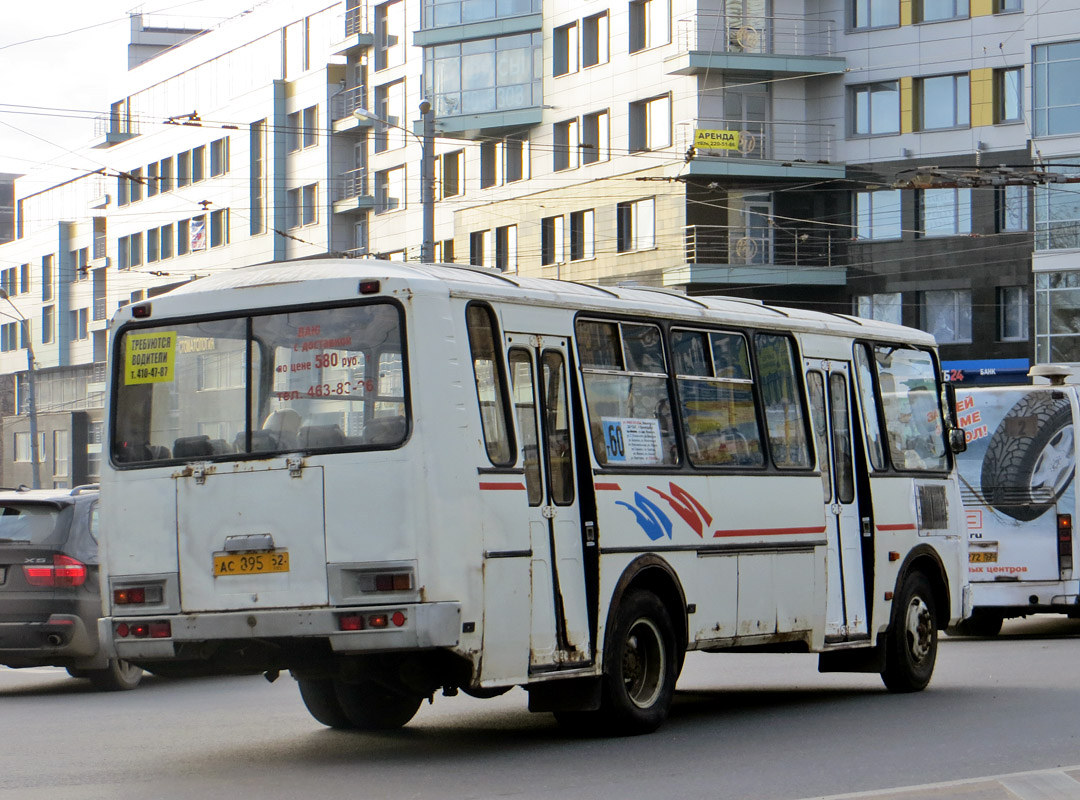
[354,100,437,263]
[0,289,40,489]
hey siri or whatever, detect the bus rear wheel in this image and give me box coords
[334,679,423,731]
[597,590,677,735]
[881,572,938,693]
[297,678,355,729]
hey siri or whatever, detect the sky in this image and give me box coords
[0,1,256,179]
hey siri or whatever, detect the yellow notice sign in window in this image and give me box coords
[125,331,177,384]
[693,129,740,151]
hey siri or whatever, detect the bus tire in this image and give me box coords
[334,680,423,731]
[87,658,144,692]
[981,394,1073,522]
[596,590,677,735]
[297,678,355,729]
[952,611,1003,638]
[881,572,937,693]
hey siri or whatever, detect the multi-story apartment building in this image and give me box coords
[2,0,1079,484]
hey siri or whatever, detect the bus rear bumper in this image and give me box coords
[100,602,462,662]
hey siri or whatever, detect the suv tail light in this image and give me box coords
[1059,514,1073,573]
[23,555,88,587]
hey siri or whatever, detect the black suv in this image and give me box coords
[0,485,142,690]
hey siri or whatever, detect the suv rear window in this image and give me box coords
[0,505,69,545]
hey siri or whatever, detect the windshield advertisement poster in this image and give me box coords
[954,388,1074,581]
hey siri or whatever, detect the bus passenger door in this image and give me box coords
[507,334,592,671]
[806,362,869,642]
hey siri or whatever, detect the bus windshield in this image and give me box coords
[112,302,406,465]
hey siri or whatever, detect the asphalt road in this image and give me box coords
[2,616,1078,800]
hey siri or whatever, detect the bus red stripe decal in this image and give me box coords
[594,483,621,491]
[712,525,827,538]
[877,523,917,531]
[478,482,526,491]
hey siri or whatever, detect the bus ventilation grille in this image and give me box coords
[917,485,948,530]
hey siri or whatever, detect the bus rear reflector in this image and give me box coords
[1059,514,1073,572]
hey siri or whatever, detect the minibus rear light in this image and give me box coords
[358,280,380,295]
[1059,514,1073,572]
[339,614,364,631]
[374,573,412,592]
[368,613,388,629]
[149,621,171,638]
[113,585,163,605]
[131,303,152,318]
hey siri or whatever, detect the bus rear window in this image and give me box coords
[112,303,406,465]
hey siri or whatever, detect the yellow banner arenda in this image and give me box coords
[693,129,740,151]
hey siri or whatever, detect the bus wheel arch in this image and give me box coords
[603,555,689,674]
[893,548,951,631]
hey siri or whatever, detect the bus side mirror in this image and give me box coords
[940,383,967,453]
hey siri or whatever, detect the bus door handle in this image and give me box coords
[584,521,596,546]
[861,517,872,538]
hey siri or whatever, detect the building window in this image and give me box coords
[855,293,902,324]
[582,11,609,67]
[288,185,318,227]
[177,150,191,188]
[998,286,1028,341]
[375,0,405,70]
[852,0,899,28]
[1034,42,1080,137]
[628,95,671,152]
[147,228,160,262]
[190,217,206,251]
[250,119,266,235]
[440,149,463,198]
[375,80,405,152]
[997,185,1029,232]
[52,431,68,478]
[994,67,1022,123]
[160,156,173,192]
[0,267,15,297]
[1036,161,1080,250]
[996,0,1021,10]
[426,34,543,118]
[375,166,405,213]
[918,74,970,130]
[14,432,45,463]
[19,263,29,294]
[920,188,971,236]
[1035,271,1080,361]
[855,190,902,240]
[147,162,159,197]
[629,0,670,53]
[42,305,54,344]
[541,215,564,265]
[480,141,499,188]
[287,111,303,152]
[920,289,972,343]
[505,134,527,182]
[210,209,230,247]
[0,322,18,352]
[852,82,899,135]
[470,230,493,267]
[178,219,190,256]
[210,137,230,177]
[303,106,318,148]
[73,247,89,280]
[570,209,594,261]
[495,225,517,272]
[918,0,968,21]
[41,254,53,301]
[70,308,88,341]
[617,197,655,252]
[129,167,144,203]
[192,145,206,182]
[554,22,578,76]
[553,119,579,171]
[582,109,609,164]
[161,224,174,259]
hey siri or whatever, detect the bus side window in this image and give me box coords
[854,343,886,470]
[754,333,811,469]
[465,303,515,466]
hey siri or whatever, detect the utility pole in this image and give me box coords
[0,289,40,489]
[420,100,435,263]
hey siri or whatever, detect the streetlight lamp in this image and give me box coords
[0,289,40,489]
[354,101,436,263]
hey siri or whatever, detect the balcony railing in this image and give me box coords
[332,86,368,122]
[337,167,370,202]
[345,3,368,36]
[675,11,836,57]
[93,114,139,138]
[93,298,108,322]
[685,225,843,269]
[677,118,834,164]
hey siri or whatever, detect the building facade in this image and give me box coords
[1,0,1079,483]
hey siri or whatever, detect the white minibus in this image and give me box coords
[100,259,968,734]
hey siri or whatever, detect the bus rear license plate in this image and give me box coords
[969,551,998,563]
[214,551,289,576]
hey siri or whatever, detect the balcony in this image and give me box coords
[91,114,139,148]
[670,224,847,286]
[333,167,375,214]
[667,12,845,77]
[676,119,843,179]
[93,297,108,322]
[331,87,377,133]
[331,3,373,55]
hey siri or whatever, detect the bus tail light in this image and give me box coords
[113,585,164,605]
[114,620,171,638]
[23,555,88,587]
[337,611,407,631]
[1059,514,1073,573]
[355,569,414,593]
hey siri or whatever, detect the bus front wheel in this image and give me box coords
[334,679,423,730]
[881,572,938,693]
[598,590,678,735]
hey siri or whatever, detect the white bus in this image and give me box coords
[100,259,969,735]
[953,367,1080,635]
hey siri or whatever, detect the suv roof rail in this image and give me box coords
[15,484,31,492]
[70,484,100,496]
